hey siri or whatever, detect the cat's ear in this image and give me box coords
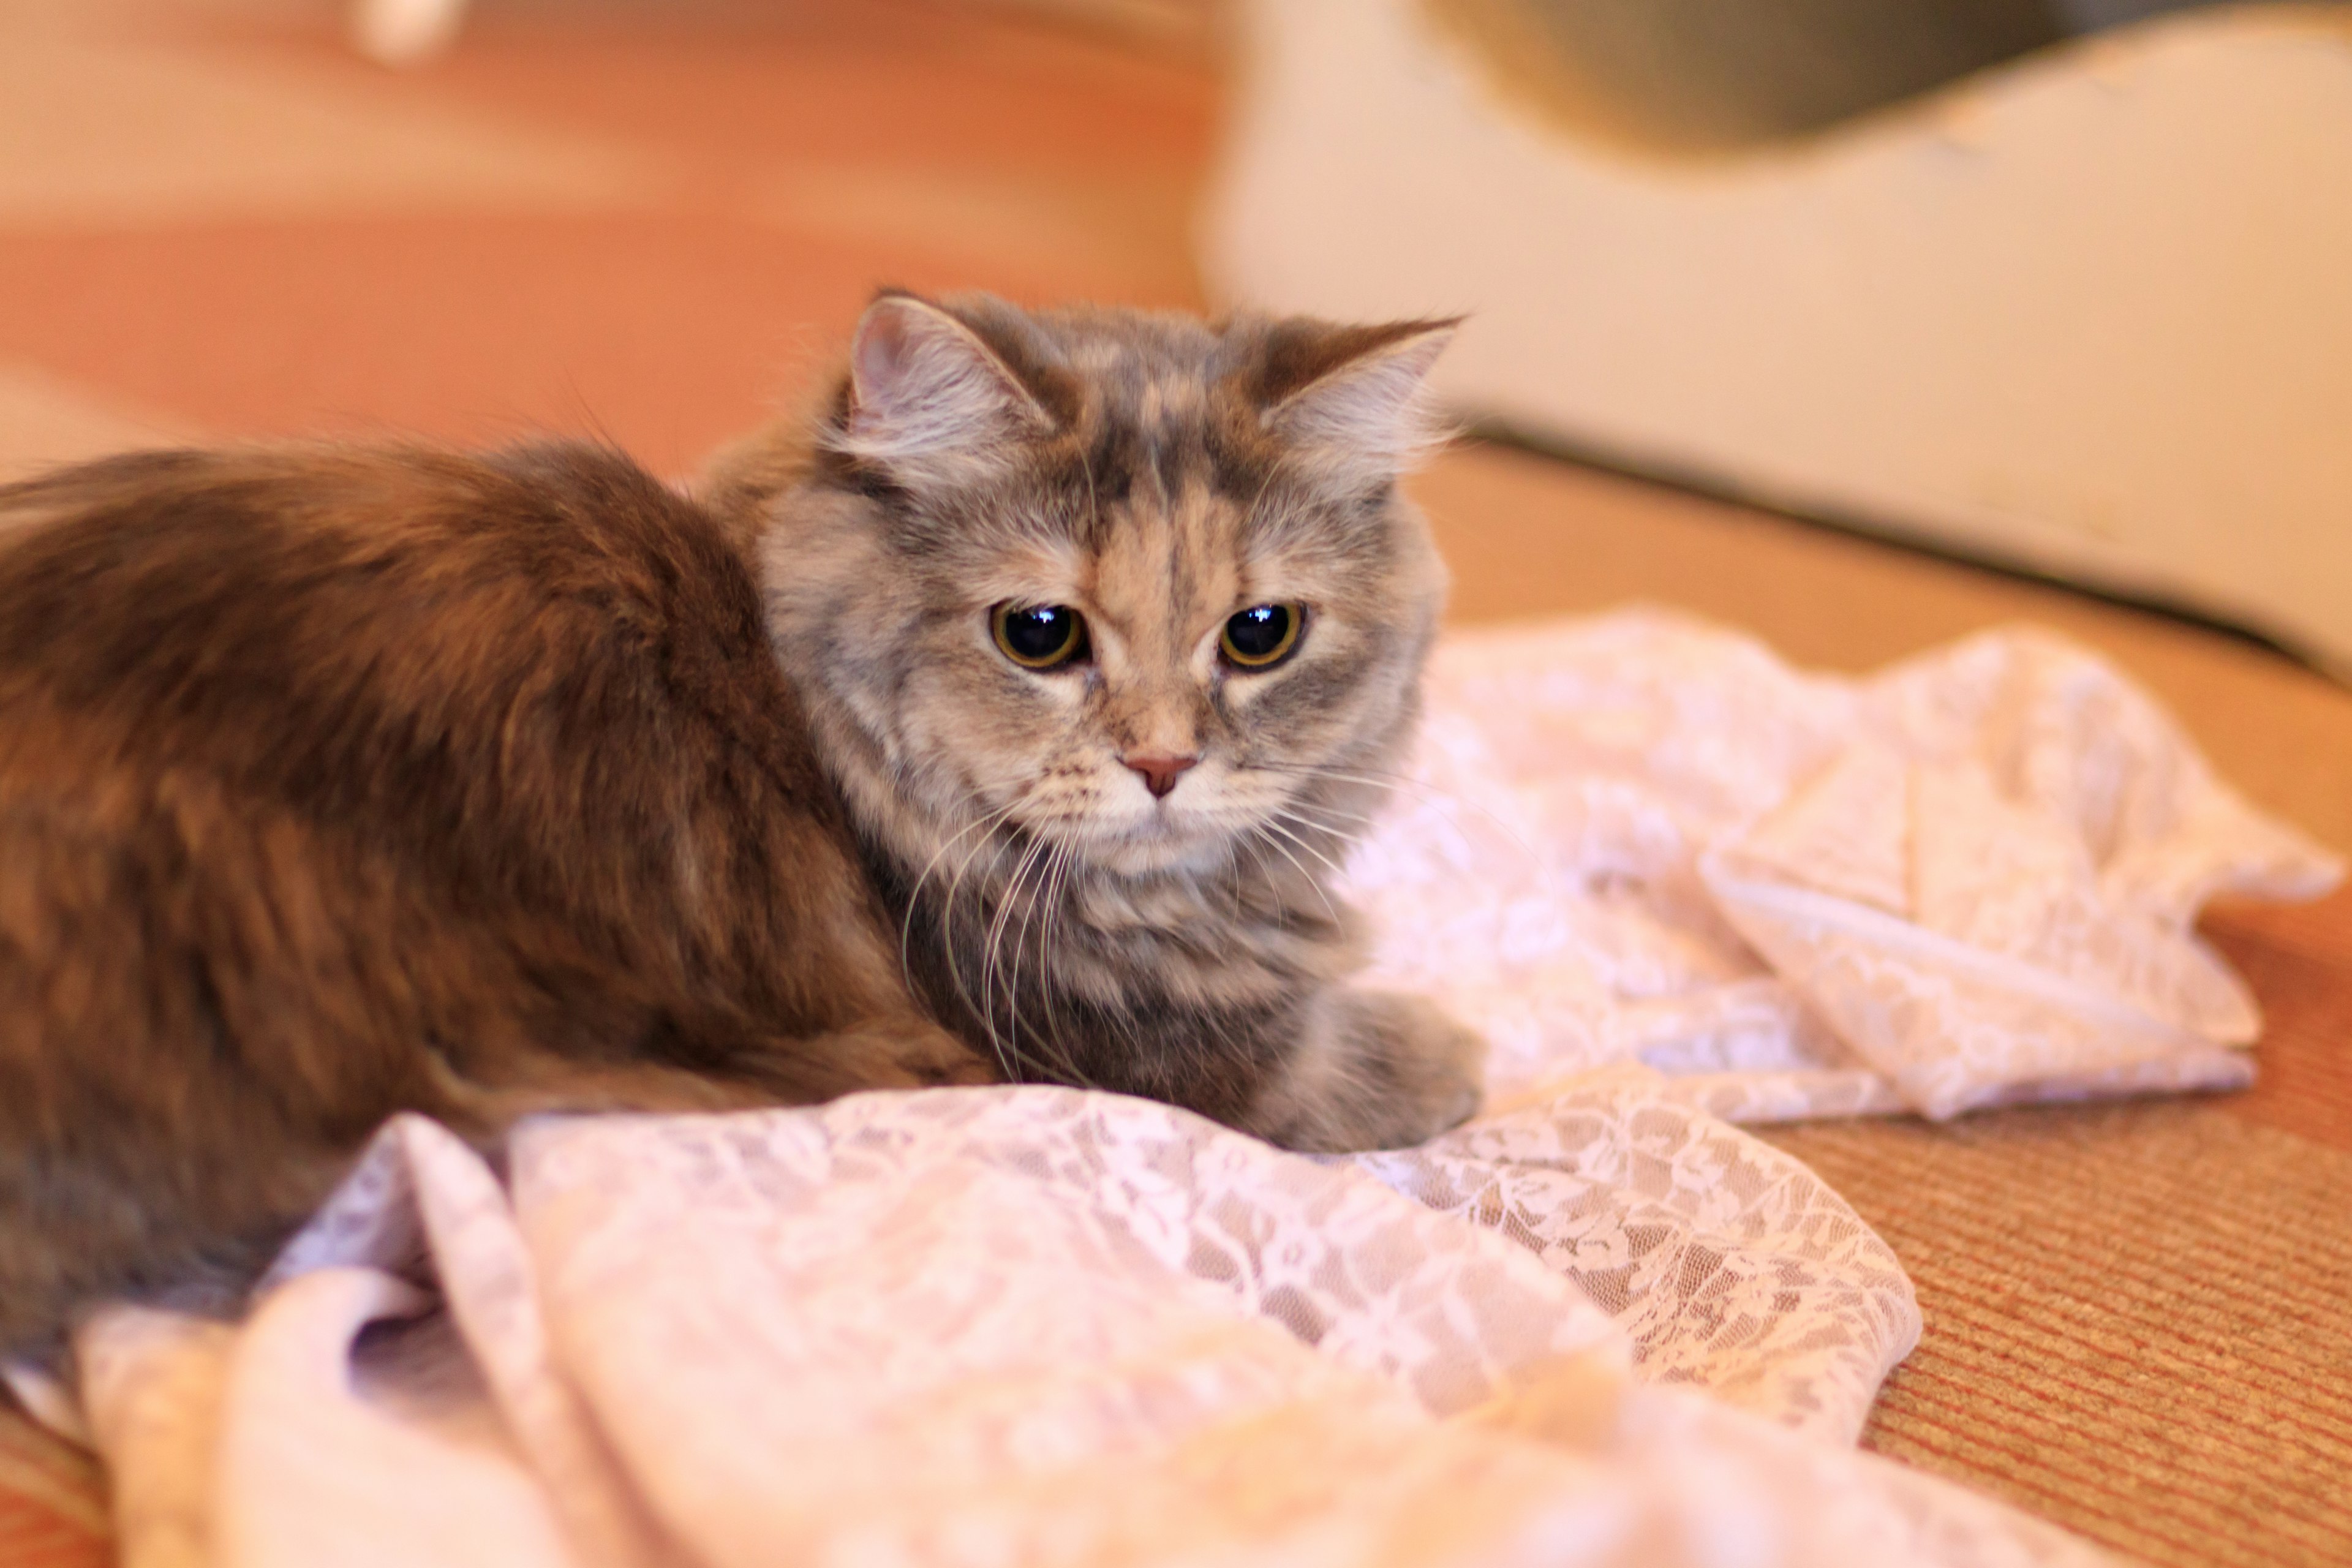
[835,292,1053,468]
[1257,317,1460,483]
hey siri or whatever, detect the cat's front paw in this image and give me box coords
[1254,989,1488,1154]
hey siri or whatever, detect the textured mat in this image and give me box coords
[1770,982,2352,1565]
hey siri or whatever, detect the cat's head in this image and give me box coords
[747,291,1457,879]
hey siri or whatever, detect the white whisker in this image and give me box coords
[901,802,1015,993]
[1041,847,1082,1069]
[1250,760,1550,883]
[1005,839,1054,1078]
[1267,809,1353,884]
[980,835,1049,1079]
[1237,835,1289,933]
[1251,823,1340,929]
[938,807,1020,1080]
[1025,843,1101,1090]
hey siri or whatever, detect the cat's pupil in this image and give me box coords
[1001,605,1080,665]
[1225,605,1291,659]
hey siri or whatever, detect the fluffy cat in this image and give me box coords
[0,292,1483,1356]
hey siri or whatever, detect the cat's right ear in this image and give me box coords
[834,293,1052,471]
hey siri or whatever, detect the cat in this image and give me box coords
[0,291,1485,1357]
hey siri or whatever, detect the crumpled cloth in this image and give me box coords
[72,1093,2090,1568]
[31,612,2338,1568]
[1354,611,2342,1121]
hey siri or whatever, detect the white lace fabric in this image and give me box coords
[39,612,2338,1568]
[1355,612,2340,1121]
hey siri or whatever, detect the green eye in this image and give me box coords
[1219,603,1302,669]
[992,603,1088,670]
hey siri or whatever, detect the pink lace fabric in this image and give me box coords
[1354,612,2341,1122]
[39,612,2334,1567]
[76,1095,2100,1568]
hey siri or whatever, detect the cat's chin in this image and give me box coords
[1061,818,1231,880]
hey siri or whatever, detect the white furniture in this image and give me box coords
[1204,1,2352,674]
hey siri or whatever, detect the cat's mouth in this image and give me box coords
[1028,793,1237,876]
[995,761,1306,878]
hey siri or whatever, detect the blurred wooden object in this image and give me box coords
[353,0,468,63]
[350,0,1221,65]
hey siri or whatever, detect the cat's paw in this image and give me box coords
[1341,989,1488,1147]
[1254,989,1487,1153]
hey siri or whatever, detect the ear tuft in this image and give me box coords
[834,293,1051,466]
[1261,318,1460,482]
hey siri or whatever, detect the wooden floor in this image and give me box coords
[1,4,2347,1565]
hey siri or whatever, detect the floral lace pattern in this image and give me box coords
[1355,1081,1917,1438]
[73,1092,2105,1568]
[50,611,2335,1567]
[1353,612,2340,1121]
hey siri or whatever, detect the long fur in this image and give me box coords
[0,295,1483,1358]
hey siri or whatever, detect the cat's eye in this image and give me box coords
[991,603,1089,670]
[1219,603,1303,669]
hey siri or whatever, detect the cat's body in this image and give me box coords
[0,442,979,1352]
[0,295,1482,1356]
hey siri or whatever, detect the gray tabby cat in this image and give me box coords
[0,290,1480,1352]
[710,291,1485,1150]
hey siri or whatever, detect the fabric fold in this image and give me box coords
[71,1088,2103,1568]
[38,610,2336,1567]
[1355,612,2341,1120]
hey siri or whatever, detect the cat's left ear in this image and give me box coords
[835,292,1055,472]
[1257,317,1460,484]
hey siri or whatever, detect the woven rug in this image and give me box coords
[1763,892,2352,1568]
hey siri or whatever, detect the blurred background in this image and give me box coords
[1,0,2344,838]
[0,0,1221,478]
[2,8,2351,1565]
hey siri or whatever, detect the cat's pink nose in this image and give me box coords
[1122,752,1200,800]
